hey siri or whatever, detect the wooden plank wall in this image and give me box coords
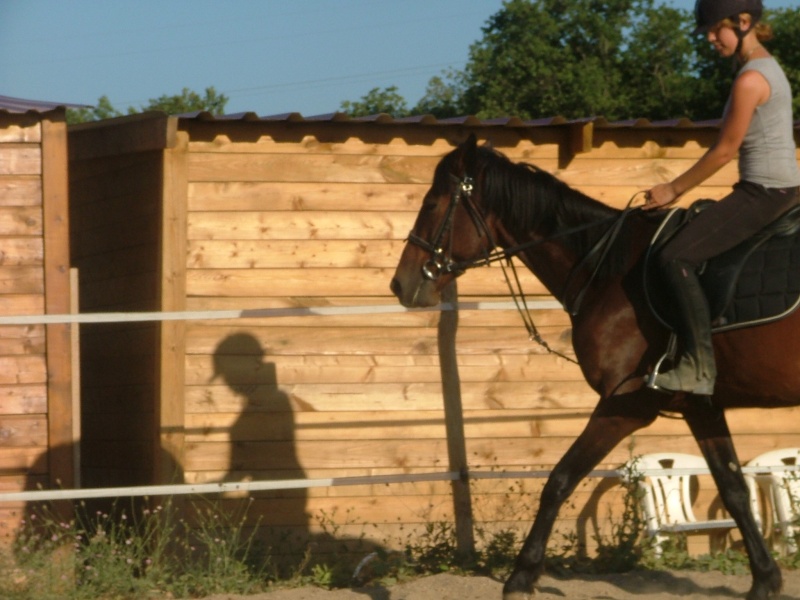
[0,113,67,542]
[174,120,800,558]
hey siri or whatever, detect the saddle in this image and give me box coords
[644,202,800,332]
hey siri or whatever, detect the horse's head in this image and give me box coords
[390,134,498,307]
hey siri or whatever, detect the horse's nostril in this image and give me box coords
[390,278,402,298]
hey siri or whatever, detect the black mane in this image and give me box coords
[440,145,626,269]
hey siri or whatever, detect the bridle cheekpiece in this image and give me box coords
[406,174,478,281]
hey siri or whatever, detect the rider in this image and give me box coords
[643,0,800,395]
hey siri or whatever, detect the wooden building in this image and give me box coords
[0,96,75,539]
[65,111,800,558]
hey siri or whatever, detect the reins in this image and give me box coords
[492,200,640,364]
[561,194,643,315]
[406,172,646,362]
[446,216,621,273]
[496,248,578,363]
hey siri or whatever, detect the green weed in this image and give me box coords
[2,465,798,598]
[2,496,269,599]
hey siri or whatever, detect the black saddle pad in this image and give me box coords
[645,203,800,333]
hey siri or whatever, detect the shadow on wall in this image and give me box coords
[12,333,383,575]
[211,333,385,570]
[210,333,309,553]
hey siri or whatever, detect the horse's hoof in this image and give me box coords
[503,566,539,599]
[503,593,532,600]
[746,575,782,600]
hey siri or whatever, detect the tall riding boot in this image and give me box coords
[649,259,717,395]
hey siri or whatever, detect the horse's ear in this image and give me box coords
[461,133,479,174]
[463,133,478,153]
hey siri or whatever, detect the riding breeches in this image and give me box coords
[659,181,800,269]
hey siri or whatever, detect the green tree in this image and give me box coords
[339,85,409,117]
[363,1,799,122]
[66,95,123,124]
[769,7,800,117]
[67,86,229,124]
[412,72,465,118]
[139,86,228,115]
[619,3,699,119]
[458,0,702,120]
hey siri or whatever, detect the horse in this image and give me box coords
[390,134,800,600]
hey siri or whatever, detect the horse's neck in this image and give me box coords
[523,241,583,302]
[504,211,651,308]
[495,222,580,299]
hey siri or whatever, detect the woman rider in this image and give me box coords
[643,0,800,395]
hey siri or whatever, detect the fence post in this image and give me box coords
[438,280,475,557]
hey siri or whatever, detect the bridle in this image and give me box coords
[405,172,574,361]
[405,172,639,363]
[406,174,496,281]
[406,172,634,287]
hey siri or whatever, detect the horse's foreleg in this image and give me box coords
[502,407,653,600]
[684,406,781,600]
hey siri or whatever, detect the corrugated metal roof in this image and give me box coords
[0,94,88,115]
[176,110,731,129]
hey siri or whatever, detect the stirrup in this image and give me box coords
[645,334,677,391]
[649,368,715,396]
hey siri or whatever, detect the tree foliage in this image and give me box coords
[463,0,639,119]
[340,1,800,122]
[460,0,716,120]
[413,73,464,118]
[339,85,409,118]
[769,7,800,117]
[141,86,228,115]
[67,86,229,124]
[66,95,123,124]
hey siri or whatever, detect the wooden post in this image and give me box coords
[70,268,81,488]
[41,116,74,489]
[437,280,475,557]
[158,125,188,485]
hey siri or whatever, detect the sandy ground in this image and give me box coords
[202,569,800,600]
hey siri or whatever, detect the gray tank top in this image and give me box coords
[727,57,800,189]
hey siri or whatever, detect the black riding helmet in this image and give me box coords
[693,0,763,35]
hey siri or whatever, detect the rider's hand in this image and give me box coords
[643,183,678,211]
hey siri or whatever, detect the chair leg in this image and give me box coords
[653,533,666,558]
[784,523,798,554]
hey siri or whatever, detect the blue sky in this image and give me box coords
[1,0,797,117]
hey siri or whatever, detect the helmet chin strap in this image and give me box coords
[733,14,758,58]
[735,29,745,56]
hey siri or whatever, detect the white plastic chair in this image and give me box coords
[746,448,800,553]
[620,453,749,555]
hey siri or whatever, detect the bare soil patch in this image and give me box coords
[202,569,800,599]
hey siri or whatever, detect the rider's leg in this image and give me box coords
[649,259,716,394]
[649,183,799,395]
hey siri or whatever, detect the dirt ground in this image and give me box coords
[203,569,800,600]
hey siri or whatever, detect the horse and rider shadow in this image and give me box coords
[14,331,382,578]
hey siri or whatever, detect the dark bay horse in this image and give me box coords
[390,135,800,600]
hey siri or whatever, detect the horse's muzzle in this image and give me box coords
[389,276,439,308]
[389,277,404,302]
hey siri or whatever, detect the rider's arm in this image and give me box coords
[643,70,769,210]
